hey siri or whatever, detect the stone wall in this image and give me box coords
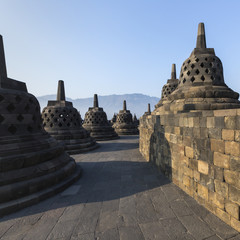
[139,108,240,231]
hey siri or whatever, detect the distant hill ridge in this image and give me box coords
[37,93,159,119]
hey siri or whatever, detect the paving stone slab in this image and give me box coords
[0,136,239,240]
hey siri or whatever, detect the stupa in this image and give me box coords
[113,100,139,135]
[133,114,139,127]
[82,94,119,140]
[111,113,117,125]
[42,80,98,154]
[0,36,81,216]
[155,23,240,114]
[155,64,179,109]
[143,103,151,116]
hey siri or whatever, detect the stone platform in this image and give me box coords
[0,136,239,240]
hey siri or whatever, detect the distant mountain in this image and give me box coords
[37,93,159,120]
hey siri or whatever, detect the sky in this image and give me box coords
[0,0,240,99]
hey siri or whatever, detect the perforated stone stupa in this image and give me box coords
[0,36,81,216]
[42,81,98,154]
[111,113,117,125]
[155,23,240,114]
[133,114,139,126]
[113,100,139,135]
[155,64,179,109]
[82,94,119,140]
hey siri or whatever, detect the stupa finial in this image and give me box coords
[93,94,99,108]
[0,35,7,80]
[171,64,176,79]
[123,100,127,111]
[57,80,66,101]
[196,22,206,49]
[148,103,151,113]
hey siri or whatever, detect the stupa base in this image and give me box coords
[0,165,81,217]
[65,142,99,154]
[115,129,139,135]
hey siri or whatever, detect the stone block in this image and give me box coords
[199,118,207,127]
[231,217,240,232]
[174,127,180,135]
[215,208,231,224]
[237,116,240,130]
[208,191,224,209]
[229,185,240,205]
[214,116,225,128]
[230,156,240,172]
[183,127,193,137]
[213,166,224,181]
[183,166,194,178]
[193,128,201,138]
[202,111,214,117]
[183,175,192,188]
[208,165,215,178]
[225,141,239,157]
[185,146,194,158]
[193,117,200,127]
[164,133,171,142]
[224,116,236,129]
[225,201,239,220]
[210,139,224,153]
[183,136,192,147]
[214,179,228,198]
[176,135,183,144]
[208,128,222,139]
[189,159,198,171]
[200,174,215,191]
[224,170,240,189]
[213,152,230,169]
[188,117,194,127]
[172,143,184,155]
[183,117,188,127]
[222,129,235,141]
[205,200,217,215]
[198,183,208,200]
[235,130,240,142]
[180,155,189,166]
[169,134,178,144]
[193,180,198,192]
[214,109,237,117]
[172,159,179,170]
[193,170,200,181]
[207,117,215,128]
[179,117,184,127]
[200,127,208,138]
[198,160,209,175]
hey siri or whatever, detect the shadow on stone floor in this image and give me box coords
[0,160,170,222]
[91,142,139,152]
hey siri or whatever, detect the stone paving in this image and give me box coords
[0,136,239,240]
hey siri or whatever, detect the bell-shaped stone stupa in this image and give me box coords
[111,113,117,125]
[113,100,139,135]
[0,36,81,216]
[42,80,98,154]
[82,94,119,140]
[133,114,139,127]
[155,64,179,109]
[156,23,240,113]
[143,103,152,116]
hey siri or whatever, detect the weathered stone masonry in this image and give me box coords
[140,23,240,231]
[140,109,240,231]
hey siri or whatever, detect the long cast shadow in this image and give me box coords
[0,159,170,221]
[0,134,171,222]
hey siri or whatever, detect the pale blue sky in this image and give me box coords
[0,0,240,99]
